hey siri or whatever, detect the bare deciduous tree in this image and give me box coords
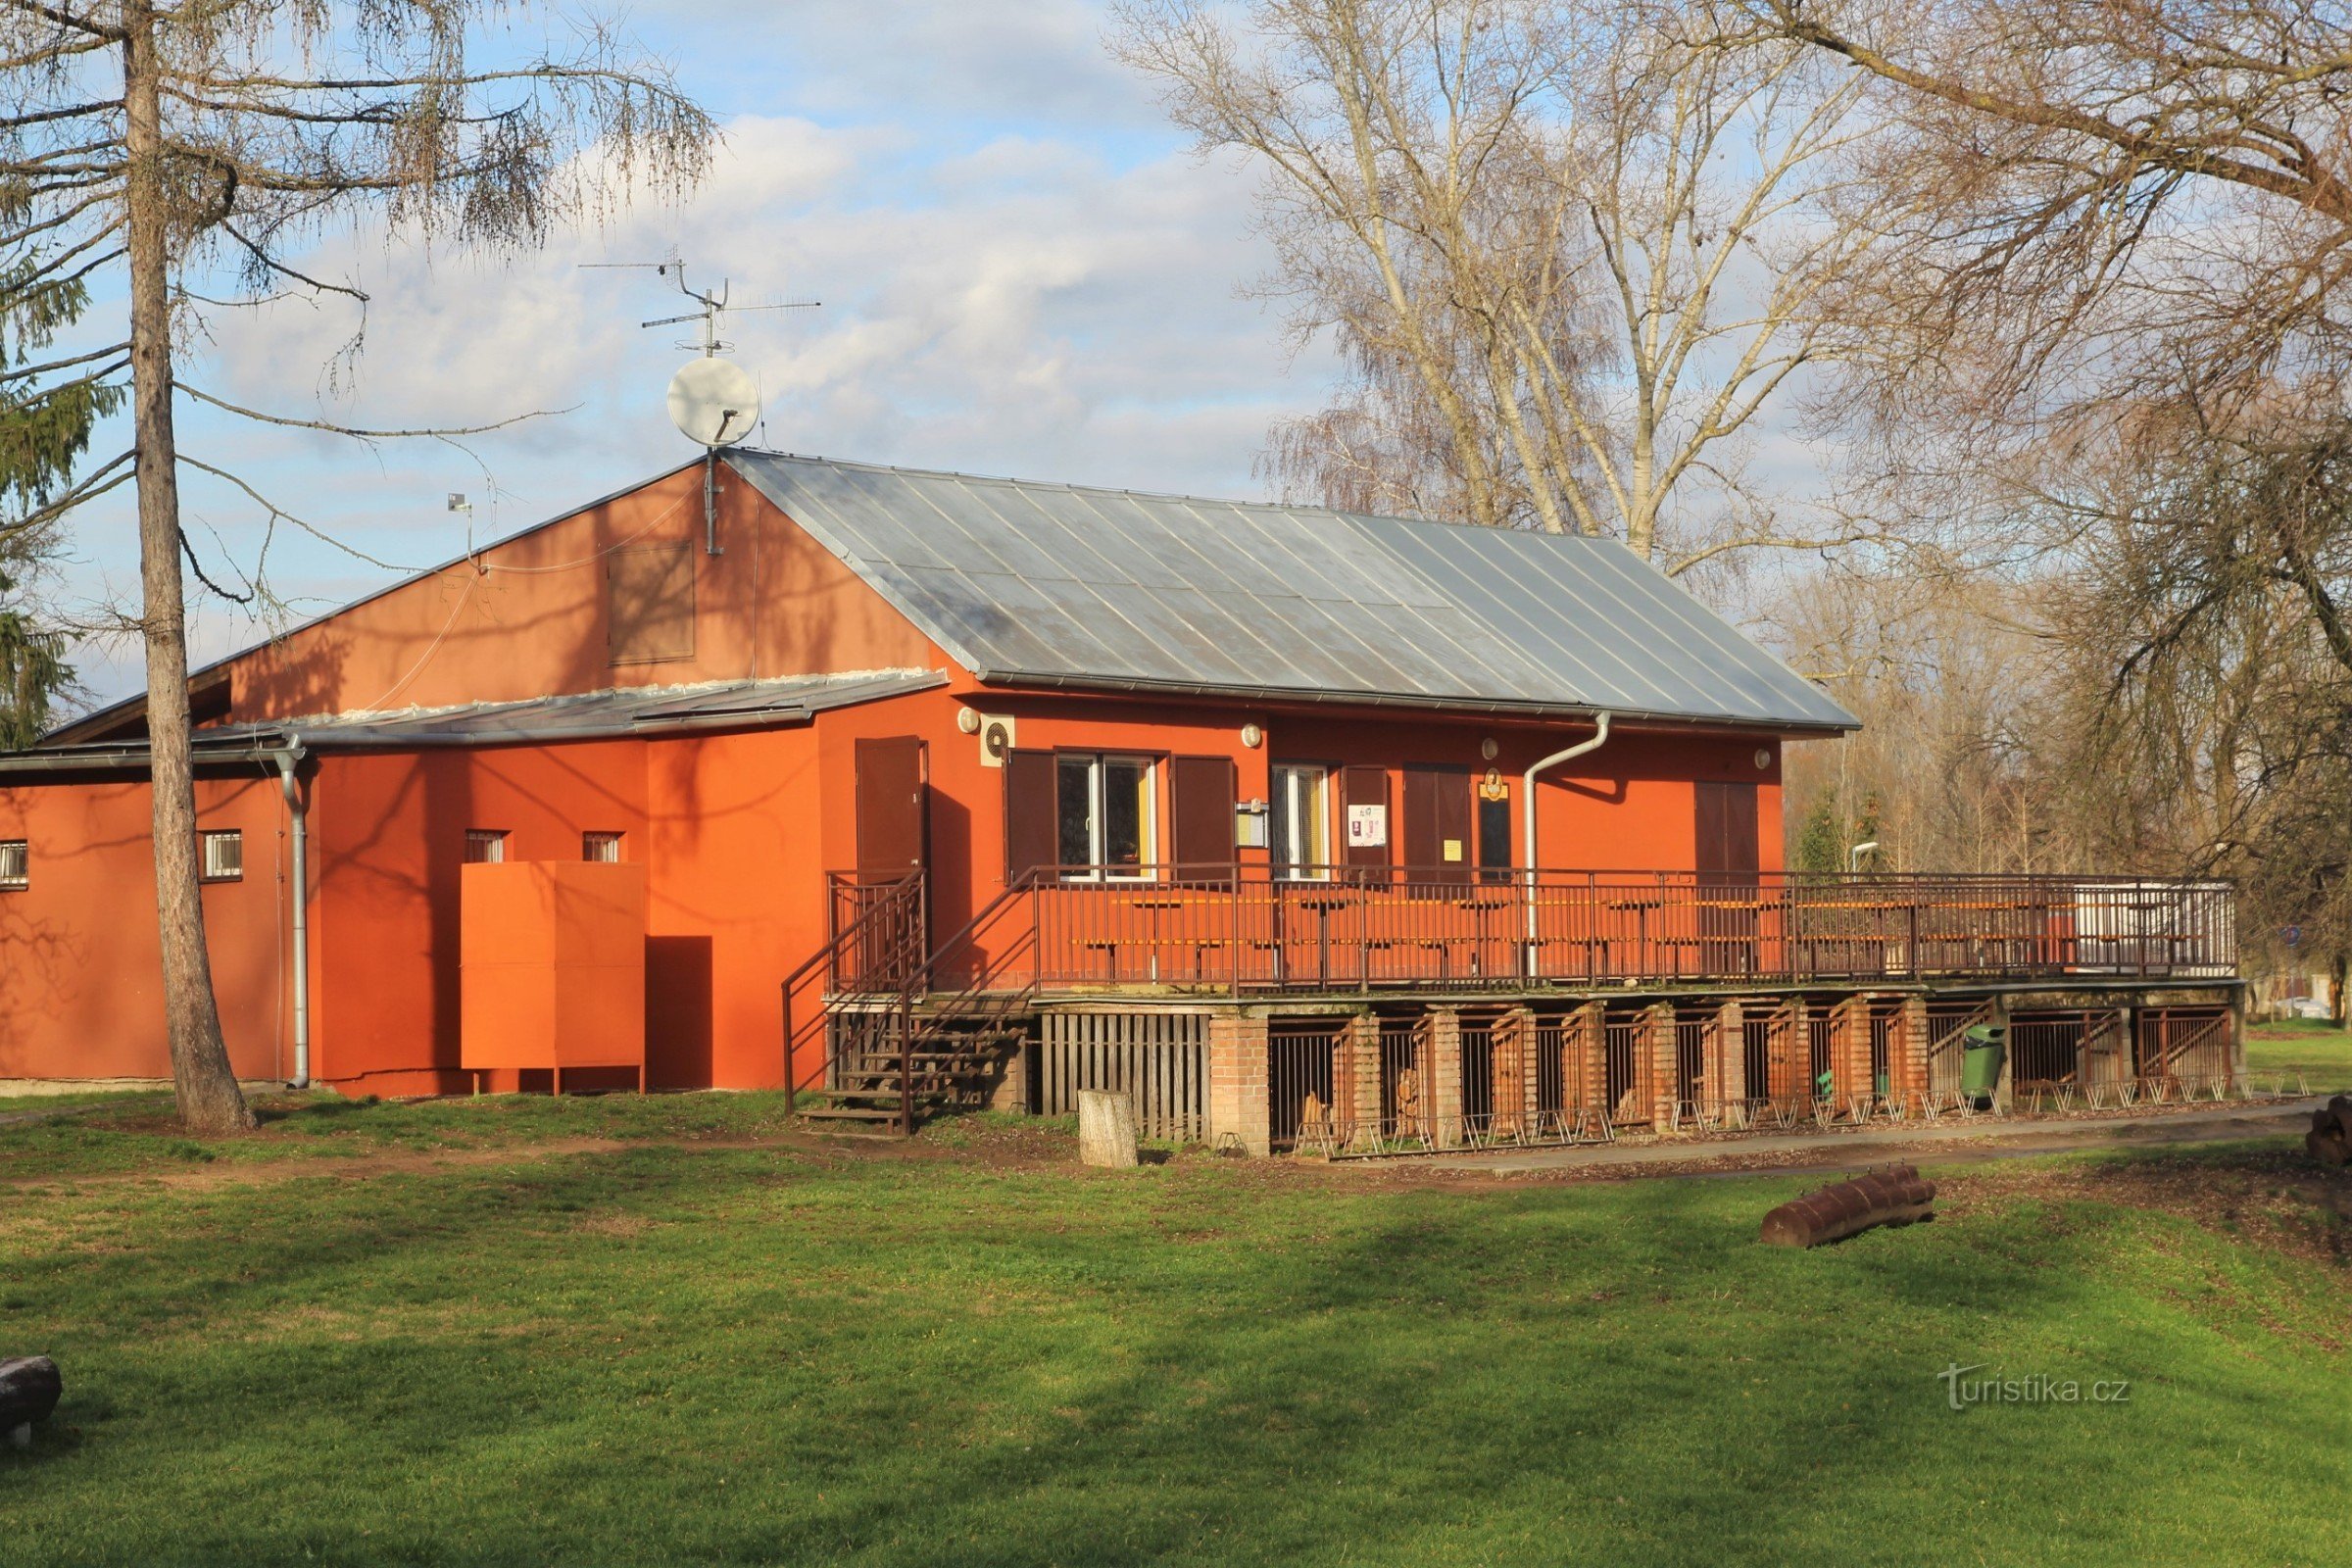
[1732,0,2352,434]
[1113,0,1897,571]
[0,2,713,1132]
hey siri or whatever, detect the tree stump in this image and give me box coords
[0,1355,60,1446]
[1760,1164,1936,1249]
[1076,1089,1140,1168]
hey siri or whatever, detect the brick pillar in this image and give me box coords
[1891,995,1930,1102]
[1647,1002,1678,1129]
[1762,997,1795,1103]
[1830,995,1872,1105]
[1347,1011,1382,1138]
[2227,989,2247,1091]
[1715,1000,1745,1109]
[1423,1007,1463,1147]
[1207,1008,1270,1156]
[1492,1006,1535,1135]
[1571,1002,1606,1115]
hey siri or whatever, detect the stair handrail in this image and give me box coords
[885,870,1046,1133]
[781,869,925,1117]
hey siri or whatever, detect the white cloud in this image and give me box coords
[61,67,1337,704]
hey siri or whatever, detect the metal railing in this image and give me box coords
[982,865,2237,995]
[781,869,1043,1133]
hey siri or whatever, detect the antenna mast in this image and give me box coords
[588,257,820,554]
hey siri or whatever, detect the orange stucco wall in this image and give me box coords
[223,460,951,724]
[0,774,291,1082]
[1,465,1803,1094]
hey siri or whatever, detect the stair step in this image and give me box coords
[797,1105,909,1122]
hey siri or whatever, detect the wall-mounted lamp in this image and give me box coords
[1480,737,1499,761]
[1754,747,1774,770]
[1240,722,1264,749]
[956,708,982,735]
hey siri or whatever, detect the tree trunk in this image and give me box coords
[122,2,254,1136]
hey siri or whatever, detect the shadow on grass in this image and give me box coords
[1,1129,2345,1563]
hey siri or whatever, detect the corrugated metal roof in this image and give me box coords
[729,453,1855,731]
[2,670,944,771]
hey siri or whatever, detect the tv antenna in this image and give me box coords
[585,257,821,554]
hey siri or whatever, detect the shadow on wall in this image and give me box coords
[647,934,713,1090]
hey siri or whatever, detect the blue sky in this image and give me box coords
[56,0,1339,706]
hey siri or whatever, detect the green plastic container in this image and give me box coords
[1961,1023,2007,1101]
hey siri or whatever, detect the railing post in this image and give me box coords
[782,982,796,1122]
[900,992,915,1137]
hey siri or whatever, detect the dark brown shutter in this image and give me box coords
[1402,764,1472,889]
[1169,755,1237,885]
[1341,764,1391,883]
[1003,749,1057,886]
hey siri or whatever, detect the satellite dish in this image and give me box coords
[666,356,760,448]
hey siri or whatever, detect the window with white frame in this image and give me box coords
[1055,753,1154,878]
[464,830,509,864]
[1269,763,1330,879]
[582,831,624,863]
[0,839,24,891]
[199,830,243,882]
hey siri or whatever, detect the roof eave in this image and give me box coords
[968,668,1857,735]
[0,671,950,775]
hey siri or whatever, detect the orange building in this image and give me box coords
[0,455,2240,1150]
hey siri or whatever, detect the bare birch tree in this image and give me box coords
[0,2,712,1132]
[1113,0,1898,571]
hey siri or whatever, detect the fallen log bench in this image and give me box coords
[1760,1163,1937,1249]
[1,1355,61,1446]
[2306,1096,2352,1168]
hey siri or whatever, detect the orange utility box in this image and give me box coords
[460,861,648,1090]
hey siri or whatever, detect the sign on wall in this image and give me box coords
[1346,803,1389,849]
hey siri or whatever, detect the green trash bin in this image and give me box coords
[1961,1023,2006,1104]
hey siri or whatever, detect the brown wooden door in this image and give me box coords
[1694,780,1759,878]
[1169,755,1237,884]
[856,736,928,878]
[1341,764,1391,883]
[1403,764,1473,887]
[850,736,928,989]
[1694,780,1759,976]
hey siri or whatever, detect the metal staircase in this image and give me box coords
[780,871,1042,1135]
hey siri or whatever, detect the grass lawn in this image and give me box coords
[2244,1017,2352,1089]
[2,1096,2347,1567]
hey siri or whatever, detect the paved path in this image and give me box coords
[1417,1098,2326,1177]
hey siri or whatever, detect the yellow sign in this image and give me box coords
[1442,839,1463,862]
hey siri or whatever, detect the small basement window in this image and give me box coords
[465,830,509,864]
[582,831,624,863]
[200,830,243,883]
[0,839,24,891]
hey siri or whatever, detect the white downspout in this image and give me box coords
[1522,712,1612,970]
[274,740,311,1090]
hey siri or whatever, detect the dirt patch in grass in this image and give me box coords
[1936,1147,2352,1269]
